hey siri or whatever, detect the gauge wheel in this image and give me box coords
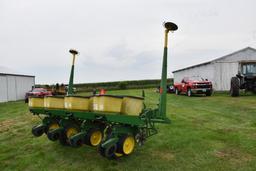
[84,128,103,147]
[117,135,135,155]
[59,124,79,146]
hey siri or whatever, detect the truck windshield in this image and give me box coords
[242,63,256,74]
[189,76,204,81]
[32,89,46,92]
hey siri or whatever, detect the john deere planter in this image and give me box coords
[29,22,178,158]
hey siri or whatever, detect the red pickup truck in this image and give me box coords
[174,76,213,96]
[25,88,52,103]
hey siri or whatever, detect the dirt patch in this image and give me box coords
[152,150,175,161]
[214,148,253,166]
[216,127,237,134]
[0,119,16,133]
[0,116,32,133]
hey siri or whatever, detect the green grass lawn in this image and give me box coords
[0,89,256,171]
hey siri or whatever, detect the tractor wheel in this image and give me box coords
[84,128,103,147]
[99,143,117,159]
[117,135,135,155]
[230,77,240,97]
[175,88,180,95]
[187,88,192,97]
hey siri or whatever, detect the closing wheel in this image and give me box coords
[66,127,79,139]
[117,135,135,155]
[84,128,103,146]
[48,123,59,131]
[46,123,60,141]
[45,121,60,134]
[99,143,117,159]
[32,125,45,137]
[59,125,79,146]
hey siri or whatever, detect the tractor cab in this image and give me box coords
[241,63,256,76]
[231,62,256,96]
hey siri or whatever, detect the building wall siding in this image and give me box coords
[0,75,34,102]
[213,62,238,91]
[15,76,35,100]
[173,63,215,85]
[7,76,17,101]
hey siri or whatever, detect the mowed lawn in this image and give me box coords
[0,89,256,171]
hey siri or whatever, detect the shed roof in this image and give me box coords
[0,66,35,77]
[172,47,256,73]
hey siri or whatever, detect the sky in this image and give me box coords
[0,0,255,84]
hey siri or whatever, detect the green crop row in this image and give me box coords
[36,79,173,92]
[74,79,173,92]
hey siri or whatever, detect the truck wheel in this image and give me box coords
[175,88,180,95]
[206,90,212,96]
[187,88,192,97]
[230,77,240,97]
[253,87,256,94]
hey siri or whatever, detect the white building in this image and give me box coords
[0,67,35,102]
[172,47,256,91]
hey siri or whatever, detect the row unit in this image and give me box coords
[28,95,144,116]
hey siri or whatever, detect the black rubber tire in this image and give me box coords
[59,133,69,146]
[32,125,45,137]
[84,127,103,147]
[187,88,192,97]
[230,77,240,97]
[98,143,117,159]
[70,138,83,148]
[47,130,60,141]
[175,88,180,95]
[206,90,212,96]
[253,87,256,94]
[98,145,105,157]
[104,144,117,159]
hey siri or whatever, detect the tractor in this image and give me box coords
[230,62,256,96]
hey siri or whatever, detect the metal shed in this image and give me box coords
[172,47,256,91]
[0,72,35,102]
